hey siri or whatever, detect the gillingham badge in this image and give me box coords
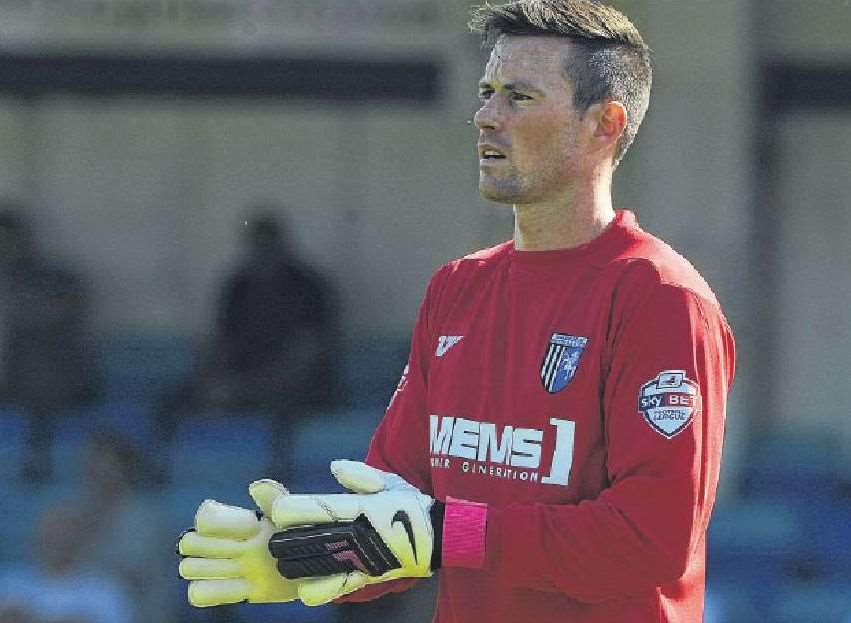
[637,370,701,439]
[540,333,588,393]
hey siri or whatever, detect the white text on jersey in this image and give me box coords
[429,415,576,486]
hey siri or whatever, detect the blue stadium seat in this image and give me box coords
[168,410,274,489]
[287,408,384,491]
[172,601,221,623]
[49,401,157,484]
[1,482,78,562]
[770,582,851,623]
[0,404,29,483]
[708,498,803,608]
[48,406,93,483]
[800,497,851,581]
[90,399,157,443]
[97,331,195,401]
[170,600,342,623]
[741,431,839,501]
[234,601,341,623]
[705,582,761,623]
[339,336,409,408]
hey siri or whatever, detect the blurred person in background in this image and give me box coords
[158,208,336,472]
[197,210,334,412]
[71,430,175,623]
[0,601,38,623]
[0,202,97,481]
[0,504,133,623]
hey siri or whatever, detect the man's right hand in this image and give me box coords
[177,479,301,607]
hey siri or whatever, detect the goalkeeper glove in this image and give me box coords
[177,479,301,607]
[266,460,445,606]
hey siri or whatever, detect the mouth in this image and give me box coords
[478,144,508,163]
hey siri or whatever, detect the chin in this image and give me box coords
[479,178,524,205]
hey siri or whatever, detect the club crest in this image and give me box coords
[541,333,588,394]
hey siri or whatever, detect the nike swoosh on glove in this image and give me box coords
[267,460,444,606]
[177,479,302,607]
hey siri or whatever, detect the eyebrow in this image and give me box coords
[478,80,544,94]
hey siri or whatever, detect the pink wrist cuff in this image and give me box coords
[441,496,488,569]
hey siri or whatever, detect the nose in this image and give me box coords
[474,97,501,131]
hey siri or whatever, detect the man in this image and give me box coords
[0,204,95,481]
[157,210,335,479]
[161,211,333,418]
[178,1,735,621]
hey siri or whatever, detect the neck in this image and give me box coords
[512,170,615,252]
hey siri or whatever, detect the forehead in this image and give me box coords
[482,36,574,89]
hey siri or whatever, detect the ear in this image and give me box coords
[590,100,627,150]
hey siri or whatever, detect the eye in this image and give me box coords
[511,92,533,102]
[478,89,494,101]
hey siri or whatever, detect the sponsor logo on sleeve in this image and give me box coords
[637,370,701,439]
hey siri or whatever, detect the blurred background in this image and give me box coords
[0,1,849,622]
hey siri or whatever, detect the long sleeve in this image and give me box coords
[479,283,735,603]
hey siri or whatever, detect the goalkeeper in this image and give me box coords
[178,1,736,621]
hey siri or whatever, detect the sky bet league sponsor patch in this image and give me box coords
[637,370,701,439]
[541,333,588,394]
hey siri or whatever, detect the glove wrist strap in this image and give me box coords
[429,501,446,570]
[440,497,488,570]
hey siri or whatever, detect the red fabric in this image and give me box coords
[344,211,735,622]
[442,497,488,569]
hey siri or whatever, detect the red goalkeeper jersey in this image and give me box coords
[347,210,735,622]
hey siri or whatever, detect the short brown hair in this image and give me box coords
[470,0,652,167]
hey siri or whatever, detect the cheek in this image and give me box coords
[514,114,577,170]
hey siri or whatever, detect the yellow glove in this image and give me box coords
[177,479,300,607]
[268,461,439,606]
